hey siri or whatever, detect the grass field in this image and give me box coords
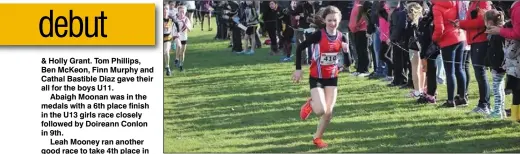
[164,19,520,153]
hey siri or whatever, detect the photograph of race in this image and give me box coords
[164,0,520,153]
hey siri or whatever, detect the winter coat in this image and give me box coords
[459,1,492,45]
[432,1,466,48]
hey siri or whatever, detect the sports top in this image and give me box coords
[295,29,348,79]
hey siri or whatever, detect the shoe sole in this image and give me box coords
[300,99,312,120]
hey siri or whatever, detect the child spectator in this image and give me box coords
[240,1,259,55]
[484,9,508,119]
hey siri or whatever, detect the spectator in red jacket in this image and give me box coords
[457,1,493,115]
[349,0,370,77]
[432,0,467,108]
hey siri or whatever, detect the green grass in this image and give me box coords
[164,19,520,153]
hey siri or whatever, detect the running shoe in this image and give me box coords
[313,138,328,149]
[245,50,255,55]
[454,95,469,107]
[166,68,172,76]
[467,107,491,115]
[281,57,292,62]
[175,60,179,68]
[179,66,184,72]
[235,50,246,54]
[367,72,376,78]
[407,90,422,99]
[440,100,456,108]
[417,94,436,104]
[488,110,506,119]
[300,98,313,120]
[382,76,394,82]
[357,72,371,77]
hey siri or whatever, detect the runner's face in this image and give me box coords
[325,13,339,29]
[269,2,276,10]
[178,7,185,17]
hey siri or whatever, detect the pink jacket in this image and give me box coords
[348,0,367,33]
[379,3,390,42]
[500,1,520,40]
[379,17,390,42]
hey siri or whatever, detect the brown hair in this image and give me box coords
[484,9,505,26]
[313,6,342,28]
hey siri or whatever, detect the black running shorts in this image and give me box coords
[246,26,257,35]
[309,76,338,89]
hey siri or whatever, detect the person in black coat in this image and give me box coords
[292,1,316,64]
[389,2,409,87]
[263,0,283,55]
[214,1,229,40]
[224,0,243,53]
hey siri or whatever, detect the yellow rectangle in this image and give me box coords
[0,4,155,46]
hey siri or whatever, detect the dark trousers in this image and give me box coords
[407,56,412,84]
[232,25,243,51]
[426,52,440,96]
[255,30,261,47]
[464,50,471,93]
[471,42,491,108]
[215,19,228,40]
[441,42,467,101]
[354,31,369,73]
[392,43,408,84]
[370,43,377,72]
[281,28,294,57]
[265,24,278,52]
[380,42,393,76]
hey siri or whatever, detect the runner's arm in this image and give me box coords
[295,31,321,70]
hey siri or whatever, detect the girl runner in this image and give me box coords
[175,5,192,72]
[164,4,174,76]
[292,6,348,149]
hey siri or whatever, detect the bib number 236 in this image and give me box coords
[320,53,338,65]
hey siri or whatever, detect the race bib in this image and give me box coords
[320,53,339,66]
